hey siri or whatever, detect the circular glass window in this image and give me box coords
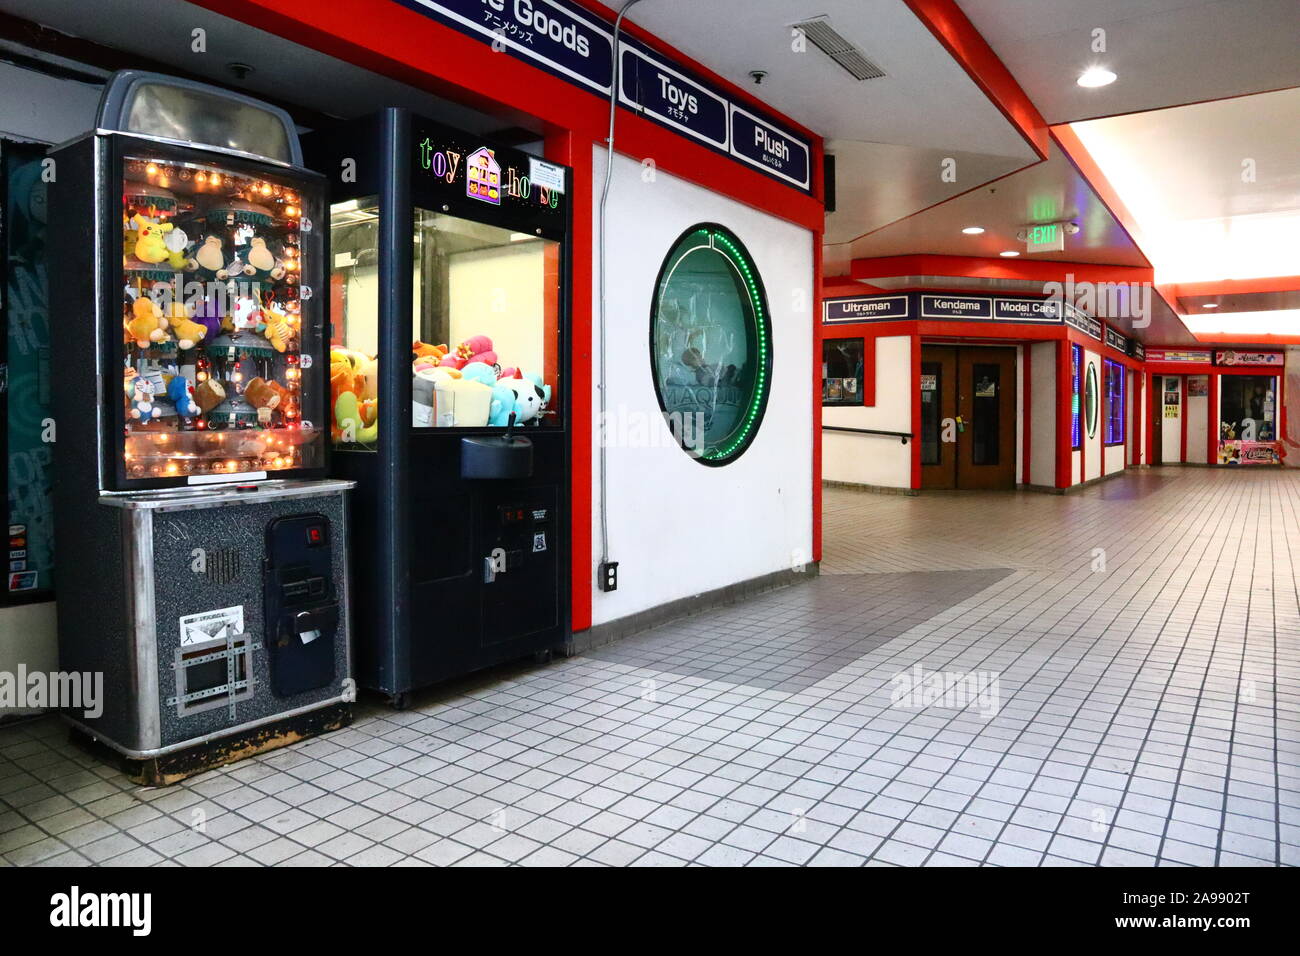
[1084,361,1099,438]
[649,224,772,465]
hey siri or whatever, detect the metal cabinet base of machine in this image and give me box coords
[55,480,355,784]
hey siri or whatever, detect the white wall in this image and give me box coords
[1186,375,1209,464]
[591,147,813,626]
[1083,349,1102,481]
[1126,369,1138,466]
[1161,375,1183,463]
[1,63,101,702]
[1285,348,1300,466]
[1029,341,1056,486]
[822,335,911,488]
[448,242,546,373]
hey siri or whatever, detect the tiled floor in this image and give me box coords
[2,467,1297,866]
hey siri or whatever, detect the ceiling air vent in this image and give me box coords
[792,16,887,82]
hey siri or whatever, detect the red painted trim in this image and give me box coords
[1057,340,1072,488]
[1144,371,1156,466]
[911,335,922,490]
[1179,376,1188,463]
[1207,372,1219,465]
[813,233,823,564]
[193,0,823,231]
[850,254,1153,285]
[1022,345,1032,484]
[547,129,593,634]
[902,0,1050,159]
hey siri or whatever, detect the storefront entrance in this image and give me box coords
[919,345,1017,490]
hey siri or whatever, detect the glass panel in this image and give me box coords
[920,361,941,466]
[822,337,863,406]
[971,363,999,465]
[411,209,560,428]
[1220,374,1277,441]
[121,153,321,481]
[651,226,772,465]
[328,198,380,449]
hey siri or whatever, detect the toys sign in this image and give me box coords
[393,0,814,194]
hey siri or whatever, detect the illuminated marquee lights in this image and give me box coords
[651,225,772,466]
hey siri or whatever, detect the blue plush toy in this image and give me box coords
[167,373,201,417]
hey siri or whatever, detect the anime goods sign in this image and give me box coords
[393,0,813,193]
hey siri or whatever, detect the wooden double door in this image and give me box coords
[919,345,1017,490]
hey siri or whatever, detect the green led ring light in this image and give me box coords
[650,224,773,466]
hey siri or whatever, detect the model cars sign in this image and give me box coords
[1215,350,1283,367]
[394,0,813,193]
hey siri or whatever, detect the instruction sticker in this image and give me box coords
[179,605,245,647]
[532,532,547,553]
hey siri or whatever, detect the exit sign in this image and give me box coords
[1025,223,1065,253]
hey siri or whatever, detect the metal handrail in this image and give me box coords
[822,425,912,444]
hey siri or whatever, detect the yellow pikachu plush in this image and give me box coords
[130,214,173,265]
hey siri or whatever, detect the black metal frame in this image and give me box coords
[822,425,912,444]
[306,109,573,696]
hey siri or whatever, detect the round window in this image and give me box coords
[649,224,772,465]
[1084,361,1099,438]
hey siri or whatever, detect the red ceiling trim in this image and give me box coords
[902,0,1050,160]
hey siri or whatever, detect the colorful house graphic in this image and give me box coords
[466,146,501,205]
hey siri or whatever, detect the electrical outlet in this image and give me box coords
[598,561,618,592]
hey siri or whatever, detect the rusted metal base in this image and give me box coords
[69,703,353,786]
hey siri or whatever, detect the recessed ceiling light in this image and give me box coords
[1202,303,1219,308]
[999,250,1020,257]
[961,226,985,235]
[1077,66,1117,88]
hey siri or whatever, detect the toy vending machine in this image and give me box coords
[48,72,353,783]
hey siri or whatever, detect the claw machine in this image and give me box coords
[304,110,570,705]
[48,72,354,783]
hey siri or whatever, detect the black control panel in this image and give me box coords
[263,513,338,696]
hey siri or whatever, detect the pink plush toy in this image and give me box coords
[439,334,498,370]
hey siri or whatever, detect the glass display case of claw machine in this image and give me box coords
[305,110,570,704]
[48,72,354,783]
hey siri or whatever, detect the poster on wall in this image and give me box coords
[1219,440,1281,465]
[1187,377,1209,397]
[1215,350,1283,367]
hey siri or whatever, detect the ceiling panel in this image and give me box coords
[956,0,1300,123]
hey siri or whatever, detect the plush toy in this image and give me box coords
[166,373,201,417]
[127,374,162,419]
[231,295,262,331]
[260,307,292,352]
[192,298,225,342]
[267,380,299,420]
[524,372,552,411]
[129,214,174,265]
[498,376,544,424]
[194,378,226,414]
[162,226,193,270]
[244,377,281,410]
[412,340,448,373]
[191,236,230,282]
[334,390,378,443]
[439,334,497,370]
[244,237,286,281]
[126,296,170,347]
[460,362,498,387]
[164,299,209,350]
